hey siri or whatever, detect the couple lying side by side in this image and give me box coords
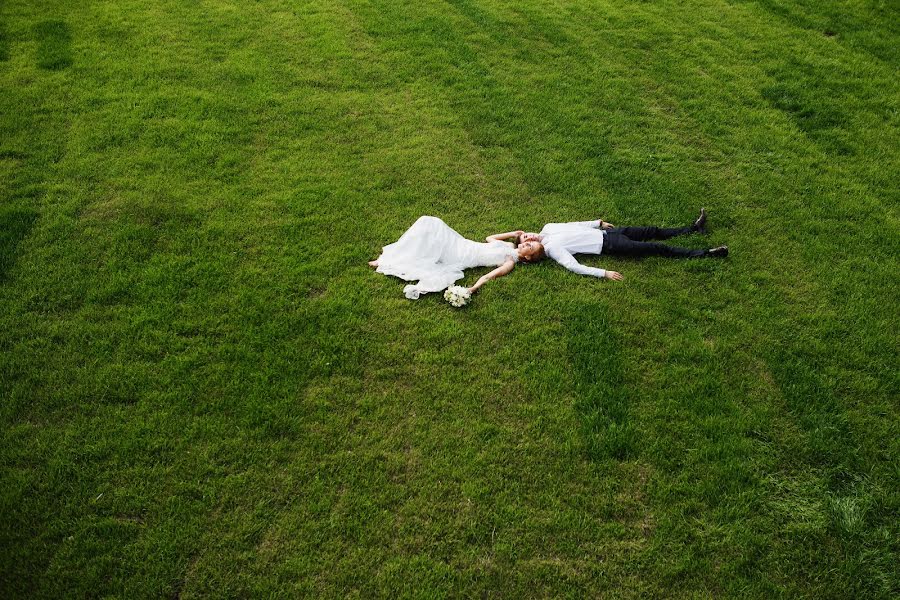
[369,212,727,299]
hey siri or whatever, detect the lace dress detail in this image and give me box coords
[376,216,518,299]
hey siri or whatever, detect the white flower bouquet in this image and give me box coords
[443,285,472,307]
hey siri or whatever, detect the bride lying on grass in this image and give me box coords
[369,216,544,299]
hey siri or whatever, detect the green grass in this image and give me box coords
[1,0,898,597]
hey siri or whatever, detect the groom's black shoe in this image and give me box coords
[707,245,728,258]
[693,207,708,233]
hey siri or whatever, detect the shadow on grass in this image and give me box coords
[0,20,9,62]
[567,301,634,461]
[33,20,71,70]
[761,58,857,156]
[0,207,38,282]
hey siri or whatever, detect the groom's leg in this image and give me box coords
[611,225,694,241]
[603,232,706,258]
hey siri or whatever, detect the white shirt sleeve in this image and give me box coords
[543,220,601,232]
[570,219,602,229]
[546,245,606,278]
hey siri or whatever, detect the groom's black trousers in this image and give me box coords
[602,225,706,258]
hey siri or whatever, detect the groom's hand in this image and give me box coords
[601,221,615,230]
[605,271,623,281]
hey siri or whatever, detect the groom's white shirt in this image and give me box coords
[539,220,607,278]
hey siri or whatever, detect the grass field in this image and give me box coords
[2,0,898,597]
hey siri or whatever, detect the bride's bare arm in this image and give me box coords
[486,230,524,242]
[468,260,515,294]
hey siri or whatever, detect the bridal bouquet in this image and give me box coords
[444,285,472,308]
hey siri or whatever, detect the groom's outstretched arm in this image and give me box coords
[545,246,608,279]
[544,219,616,231]
[544,219,601,230]
[571,219,616,230]
[571,219,602,228]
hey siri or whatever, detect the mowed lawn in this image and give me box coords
[1,0,898,596]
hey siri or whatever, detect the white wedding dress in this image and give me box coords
[376,216,519,299]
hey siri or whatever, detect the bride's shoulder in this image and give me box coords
[490,240,515,249]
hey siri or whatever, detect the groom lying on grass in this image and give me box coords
[512,208,727,281]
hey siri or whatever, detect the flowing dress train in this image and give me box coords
[376,216,518,299]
